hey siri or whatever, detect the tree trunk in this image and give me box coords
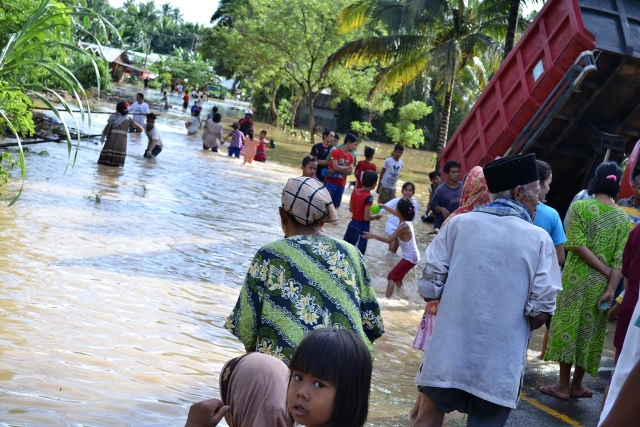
[290,98,301,130]
[503,0,521,60]
[307,95,316,144]
[435,84,454,171]
[269,80,278,126]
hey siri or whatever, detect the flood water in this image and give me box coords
[0,90,594,426]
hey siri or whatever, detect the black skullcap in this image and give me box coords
[483,154,539,193]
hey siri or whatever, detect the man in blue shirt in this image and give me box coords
[532,160,566,360]
[533,160,566,265]
[430,161,462,231]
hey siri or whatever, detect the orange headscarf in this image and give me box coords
[441,166,490,228]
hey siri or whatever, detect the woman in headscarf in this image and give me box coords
[410,165,490,420]
[202,112,223,152]
[184,353,293,427]
[225,177,384,363]
[98,101,143,167]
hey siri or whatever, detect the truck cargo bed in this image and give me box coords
[440,0,640,215]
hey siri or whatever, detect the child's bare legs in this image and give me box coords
[386,280,401,298]
[537,328,549,360]
[388,238,399,253]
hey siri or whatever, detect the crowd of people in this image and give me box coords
[97,94,270,167]
[97,93,639,426]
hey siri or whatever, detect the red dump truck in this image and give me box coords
[439,0,640,215]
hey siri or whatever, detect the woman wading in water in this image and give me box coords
[98,101,143,167]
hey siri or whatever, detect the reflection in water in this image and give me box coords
[0,94,591,426]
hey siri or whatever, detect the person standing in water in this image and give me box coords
[143,113,163,158]
[128,93,149,133]
[98,101,143,167]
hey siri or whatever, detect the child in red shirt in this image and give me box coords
[343,170,382,254]
[354,146,377,189]
[324,133,356,208]
[254,130,268,162]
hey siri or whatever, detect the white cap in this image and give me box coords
[245,109,253,115]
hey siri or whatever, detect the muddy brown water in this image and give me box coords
[0,91,600,426]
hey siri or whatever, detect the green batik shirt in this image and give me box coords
[225,234,384,362]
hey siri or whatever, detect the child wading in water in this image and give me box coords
[382,182,420,254]
[240,129,260,164]
[363,197,419,297]
[343,170,382,254]
[254,130,268,162]
[222,122,243,158]
[301,155,318,178]
[184,327,373,427]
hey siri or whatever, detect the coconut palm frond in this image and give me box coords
[323,34,430,73]
[338,0,377,34]
[371,51,431,95]
[460,32,503,61]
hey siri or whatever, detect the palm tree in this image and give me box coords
[171,7,183,24]
[161,2,172,18]
[324,0,503,163]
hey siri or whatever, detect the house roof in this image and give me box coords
[314,93,333,109]
[78,41,123,63]
[112,61,151,75]
[127,50,165,66]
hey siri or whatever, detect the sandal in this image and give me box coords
[539,385,570,400]
[570,387,593,398]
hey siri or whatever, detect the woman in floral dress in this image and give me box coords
[541,162,630,400]
[225,177,384,363]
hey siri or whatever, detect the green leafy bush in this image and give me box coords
[70,53,112,92]
[0,85,35,137]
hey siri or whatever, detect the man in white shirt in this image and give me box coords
[144,113,163,158]
[414,154,562,427]
[128,93,149,132]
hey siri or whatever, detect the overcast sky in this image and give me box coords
[107,0,219,27]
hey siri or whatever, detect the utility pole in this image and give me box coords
[143,35,153,70]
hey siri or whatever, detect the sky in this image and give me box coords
[108,0,541,29]
[108,0,220,27]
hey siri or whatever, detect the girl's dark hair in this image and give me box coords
[213,113,222,123]
[402,181,415,194]
[397,197,416,221]
[289,328,372,427]
[232,122,239,130]
[587,161,622,198]
[536,160,552,183]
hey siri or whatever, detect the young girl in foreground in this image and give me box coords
[184,327,373,427]
[364,197,419,297]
